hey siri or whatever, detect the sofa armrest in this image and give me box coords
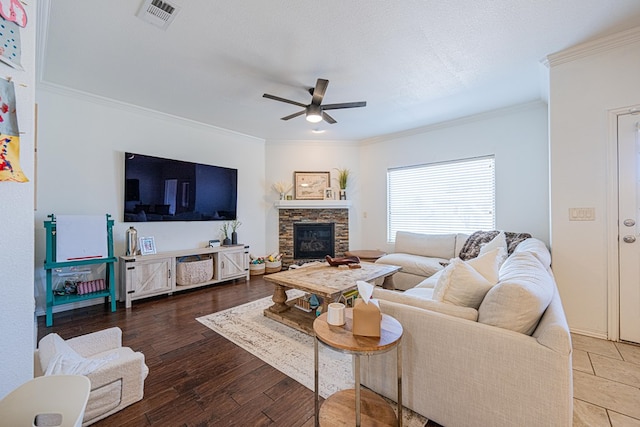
[362,299,573,426]
[373,287,478,321]
[87,349,147,390]
[66,327,123,357]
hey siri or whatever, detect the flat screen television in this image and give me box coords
[124,152,237,222]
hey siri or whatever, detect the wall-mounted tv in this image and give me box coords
[124,152,237,222]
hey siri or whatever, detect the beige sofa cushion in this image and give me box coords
[373,287,478,321]
[394,231,458,259]
[513,237,551,268]
[375,252,446,277]
[478,251,554,335]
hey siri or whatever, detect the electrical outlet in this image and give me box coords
[569,207,595,221]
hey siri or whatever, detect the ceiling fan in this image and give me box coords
[262,78,366,124]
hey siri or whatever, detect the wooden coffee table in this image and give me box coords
[313,308,403,426]
[263,262,401,334]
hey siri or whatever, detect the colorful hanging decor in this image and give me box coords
[0,0,27,27]
[0,77,27,182]
[0,14,22,70]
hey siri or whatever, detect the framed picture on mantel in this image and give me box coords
[294,171,330,200]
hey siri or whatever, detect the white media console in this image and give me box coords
[119,244,249,308]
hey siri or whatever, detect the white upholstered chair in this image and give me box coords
[35,327,149,426]
[0,375,91,427]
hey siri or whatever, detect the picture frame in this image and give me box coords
[294,171,330,200]
[324,187,335,200]
[139,236,156,255]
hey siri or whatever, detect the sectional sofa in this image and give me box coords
[361,232,573,426]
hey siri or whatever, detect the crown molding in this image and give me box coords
[360,100,546,146]
[546,26,640,67]
[37,81,265,142]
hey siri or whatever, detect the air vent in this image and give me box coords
[136,0,180,30]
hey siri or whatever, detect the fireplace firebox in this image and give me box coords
[293,223,335,260]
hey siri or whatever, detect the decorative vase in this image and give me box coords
[231,231,238,245]
[223,237,231,246]
[339,189,347,200]
[280,192,285,200]
[125,226,138,256]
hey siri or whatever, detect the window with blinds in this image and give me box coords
[387,156,495,241]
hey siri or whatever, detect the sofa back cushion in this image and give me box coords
[395,231,457,259]
[513,237,551,268]
[454,233,469,257]
[478,252,554,335]
[38,333,111,376]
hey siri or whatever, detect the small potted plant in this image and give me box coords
[230,219,242,245]
[335,168,350,200]
[220,222,231,246]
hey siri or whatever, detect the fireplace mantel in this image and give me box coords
[274,200,352,209]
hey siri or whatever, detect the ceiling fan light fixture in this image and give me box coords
[306,105,323,123]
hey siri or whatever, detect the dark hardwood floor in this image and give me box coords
[36,276,318,426]
[36,276,434,427]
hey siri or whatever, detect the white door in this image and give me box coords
[618,113,640,344]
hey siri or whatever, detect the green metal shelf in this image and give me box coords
[44,214,117,327]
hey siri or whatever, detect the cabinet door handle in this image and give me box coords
[221,261,225,269]
[168,269,171,278]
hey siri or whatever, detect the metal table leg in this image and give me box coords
[315,336,319,427]
[397,341,402,427]
[355,354,361,426]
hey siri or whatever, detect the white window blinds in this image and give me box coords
[387,156,495,241]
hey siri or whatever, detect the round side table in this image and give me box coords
[313,308,403,427]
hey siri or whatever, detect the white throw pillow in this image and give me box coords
[414,269,444,288]
[467,247,507,284]
[479,230,508,256]
[42,333,111,376]
[432,248,505,308]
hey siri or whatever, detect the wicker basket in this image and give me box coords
[249,263,265,276]
[265,260,282,274]
[176,255,214,285]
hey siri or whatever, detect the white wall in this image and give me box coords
[549,27,640,338]
[0,4,36,397]
[34,87,266,313]
[264,140,362,255]
[359,102,550,254]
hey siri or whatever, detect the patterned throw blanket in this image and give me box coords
[458,230,532,261]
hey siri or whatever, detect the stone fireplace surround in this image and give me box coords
[278,205,349,267]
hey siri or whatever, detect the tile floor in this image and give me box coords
[572,333,640,426]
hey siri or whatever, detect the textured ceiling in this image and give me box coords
[39,0,640,141]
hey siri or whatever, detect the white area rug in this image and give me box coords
[196,291,428,426]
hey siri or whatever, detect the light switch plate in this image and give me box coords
[569,207,595,221]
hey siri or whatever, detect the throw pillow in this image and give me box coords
[432,247,505,308]
[42,333,111,376]
[478,231,507,256]
[467,247,507,284]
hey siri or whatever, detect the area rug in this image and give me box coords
[196,291,429,426]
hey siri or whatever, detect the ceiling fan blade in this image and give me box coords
[281,110,305,121]
[263,93,307,108]
[322,111,337,124]
[321,101,367,110]
[311,79,329,106]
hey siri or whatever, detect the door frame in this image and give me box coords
[606,104,640,342]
